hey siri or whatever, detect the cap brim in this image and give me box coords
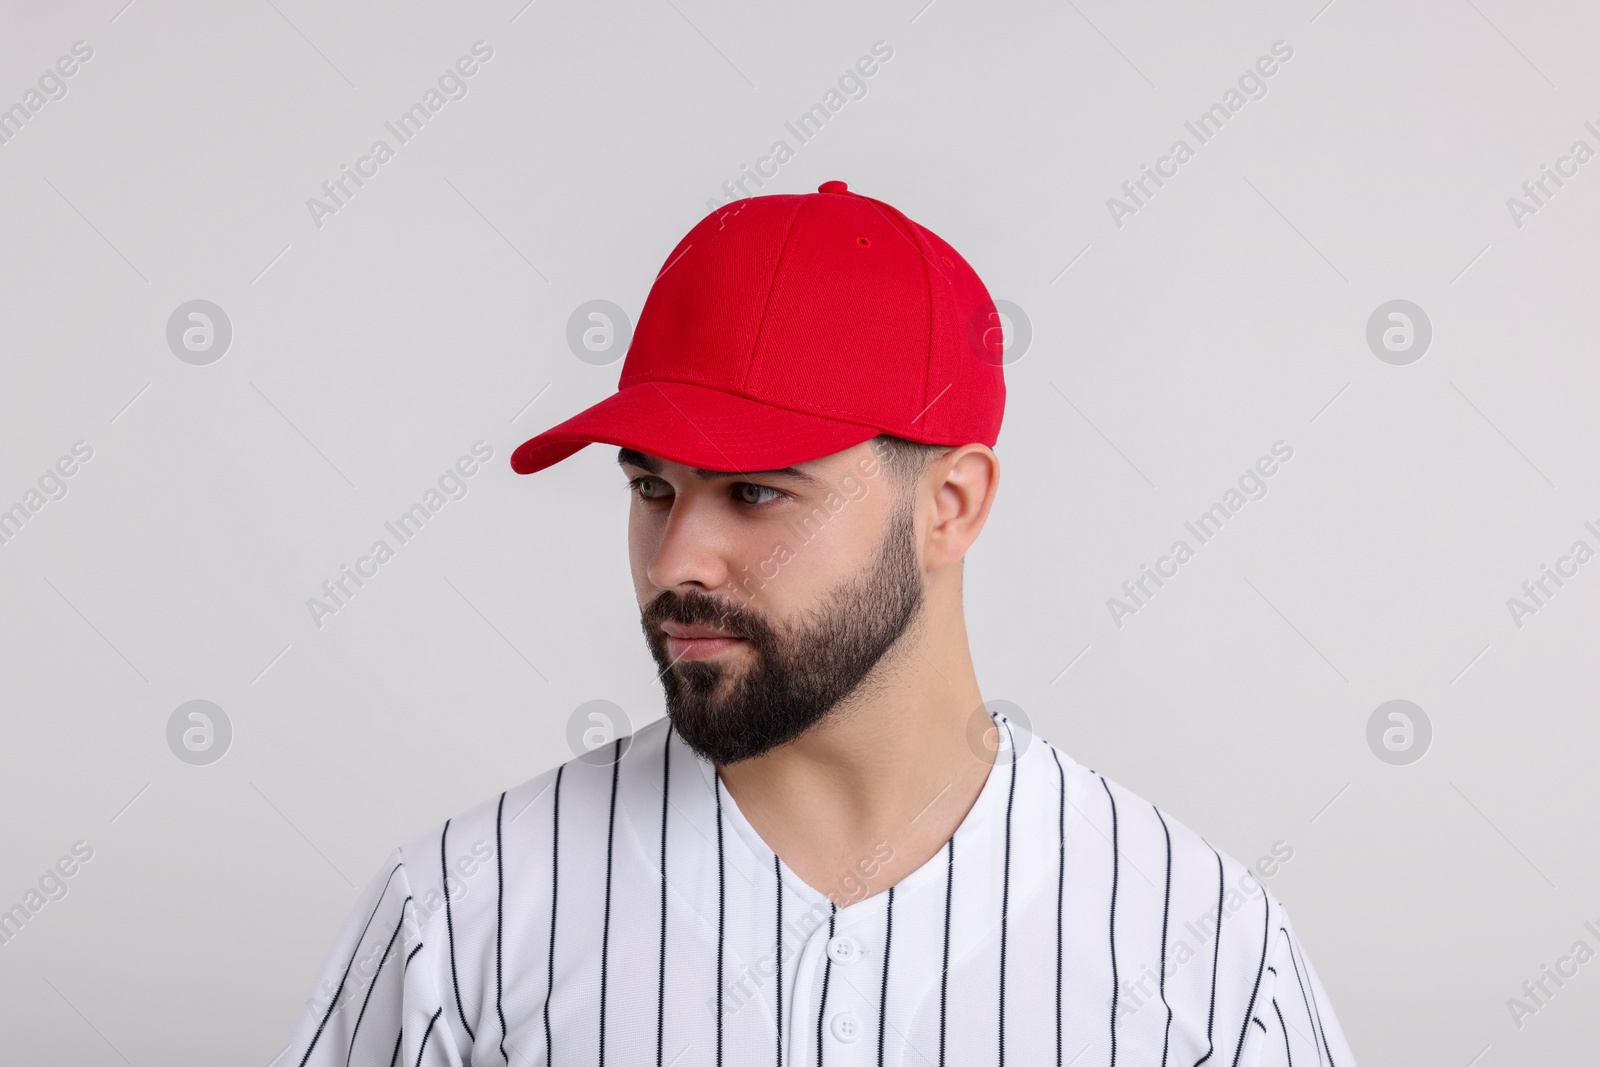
[510,381,884,475]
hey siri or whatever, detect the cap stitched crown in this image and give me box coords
[618,190,1005,447]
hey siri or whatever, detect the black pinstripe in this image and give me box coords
[298,863,403,1067]
[998,716,1018,1067]
[1051,747,1066,1067]
[877,884,895,1067]
[441,820,476,1044]
[1155,807,1175,1067]
[715,771,726,1067]
[816,903,837,1067]
[1283,932,1320,1067]
[1230,894,1271,1067]
[387,1029,402,1067]
[1099,777,1120,1067]
[347,897,411,1067]
[657,723,673,1067]
[1196,843,1225,1065]
[939,837,953,1067]
[543,765,565,1067]
[599,738,623,1066]
[414,1007,442,1067]
[495,792,509,1065]
[1271,999,1293,1067]
[1286,929,1335,1067]
[775,853,784,1067]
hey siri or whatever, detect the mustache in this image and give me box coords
[642,589,769,643]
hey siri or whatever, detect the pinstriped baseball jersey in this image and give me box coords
[285,710,1356,1066]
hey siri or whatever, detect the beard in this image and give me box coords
[640,496,925,766]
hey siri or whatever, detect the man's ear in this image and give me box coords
[923,445,999,570]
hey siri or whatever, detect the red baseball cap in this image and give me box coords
[510,180,1006,476]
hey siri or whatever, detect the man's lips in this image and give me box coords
[660,622,748,661]
[660,622,737,639]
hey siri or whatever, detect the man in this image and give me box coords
[285,180,1357,1066]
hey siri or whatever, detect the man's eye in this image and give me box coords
[735,483,784,507]
[628,476,669,500]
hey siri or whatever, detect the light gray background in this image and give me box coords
[1,0,1594,1063]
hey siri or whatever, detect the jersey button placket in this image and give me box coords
[821,921,875,1063]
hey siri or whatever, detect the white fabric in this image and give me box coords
[284,710,1357,1067]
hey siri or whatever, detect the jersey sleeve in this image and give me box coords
[1240,904,1358,1067]
[283,848,467,1067]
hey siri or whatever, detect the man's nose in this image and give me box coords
[645,495,737,594]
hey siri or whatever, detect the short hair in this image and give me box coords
[870,434,953,491]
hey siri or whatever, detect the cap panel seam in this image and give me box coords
[902,206,937,439]
[919,222,935,439]
[738,197,809,394]
[865,197,942,439]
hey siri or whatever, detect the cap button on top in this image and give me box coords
[818,180,849,194]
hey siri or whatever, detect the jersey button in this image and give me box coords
[830,1011,861,1043]
[826,935,860,964]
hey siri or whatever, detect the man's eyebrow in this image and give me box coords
[616,447,822,486]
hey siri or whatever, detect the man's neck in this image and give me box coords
[713,602,996,907]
